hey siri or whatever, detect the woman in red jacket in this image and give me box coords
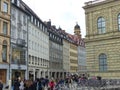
[48,79,55,90]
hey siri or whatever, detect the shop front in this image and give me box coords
[11,69,26,85]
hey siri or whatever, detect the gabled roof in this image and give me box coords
[67,34,85,47]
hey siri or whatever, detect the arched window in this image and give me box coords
[97,17,106,34]
[118,14,120,31]
[2,40,7,62]
[99,53,107,71]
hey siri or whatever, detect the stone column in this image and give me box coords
[54,72,56,79]
[39,69,41,78]
[33,68,35,80]
[43,70,45,78]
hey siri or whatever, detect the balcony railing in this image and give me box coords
[11,59,26,65]
[16,38,26,46]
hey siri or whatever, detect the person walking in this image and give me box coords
[19,79,24,90]
[48,78,55,90]
[0,80,3,90]
[13,78,20,90]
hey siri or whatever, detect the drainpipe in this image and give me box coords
[9,1,12,90]
[26,18,29,80]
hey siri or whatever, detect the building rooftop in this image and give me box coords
[84,0,106,6]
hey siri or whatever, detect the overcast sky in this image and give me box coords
[22,0,90,38]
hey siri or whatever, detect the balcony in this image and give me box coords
[16,38,26,47]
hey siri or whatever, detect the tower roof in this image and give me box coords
[74,23,80,30]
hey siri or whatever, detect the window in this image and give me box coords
[23,30,27,41]
[11,26,15,38]
[3,22,8,35]
[0,0,1,11]
[99,53,107,71]
[11,8,16,20]
[18,31,21,38]
[2,40,7,62]
[20,50,25,64]
[31,16,33,22]
[118,14,120,31]
[97,17,106,34]
[3,2,8,13]
[23,15,26,25]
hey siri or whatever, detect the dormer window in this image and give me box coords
[31,16,33,22]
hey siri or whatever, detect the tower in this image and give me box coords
[74,23,81,38]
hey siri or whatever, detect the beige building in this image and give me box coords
[0,0,10,83]
[83,0,120,79]
[69,43,78,73]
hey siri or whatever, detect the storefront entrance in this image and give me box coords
[0,69,6,83]
[12,70,25,85]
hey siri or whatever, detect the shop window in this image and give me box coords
[2,40,7,62]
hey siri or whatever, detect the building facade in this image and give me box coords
[84,0,120,79]
[63,39,70,74]
[28,19,49,80]
[69,43,78,73]
[24,3,49,80]
[77,40,86,74]
[74,24,87,74]
[0,0,10,84]
[10,0,28,83]
[47,22,63,79]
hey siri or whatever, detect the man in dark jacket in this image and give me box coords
[0,80,3,90]
[13,79,20,90]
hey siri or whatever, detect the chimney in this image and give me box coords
[52,25,56,29]
[47,19,51,28]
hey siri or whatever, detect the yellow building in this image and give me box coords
[83,0,120,79]
[69,43,78,73]
[0,0,10,83]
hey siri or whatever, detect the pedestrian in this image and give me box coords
[48,78,55,90]
[13,78,20,90]
[19,79,24,90]
[45,76,49,87]
[0,80,3,90]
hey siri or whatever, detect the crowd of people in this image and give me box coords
[0,74,102,90]
[11,74,90,90]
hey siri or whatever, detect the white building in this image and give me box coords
[10,0,28,83]
[26,6,49,80]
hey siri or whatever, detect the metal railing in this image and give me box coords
[54,79,120,90]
